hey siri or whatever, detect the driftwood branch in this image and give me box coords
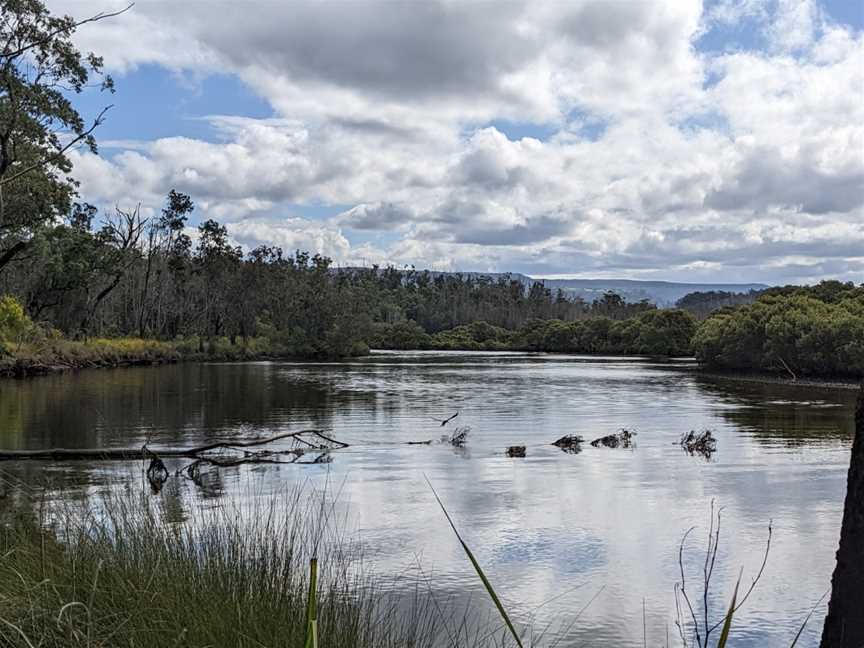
[778,356,798,381]
[0,429,347,461]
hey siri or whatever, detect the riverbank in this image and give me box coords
[696,368,862,391]
[3,339,862,390]
[0,336,368,378]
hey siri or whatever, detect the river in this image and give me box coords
[0,351,855,647]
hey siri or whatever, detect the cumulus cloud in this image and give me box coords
[53,0,864,283]
[336,203,416,231]
[225,218,351,260]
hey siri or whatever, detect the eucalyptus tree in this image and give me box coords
[0,0,125,273]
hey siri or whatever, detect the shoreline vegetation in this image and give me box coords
[3,276,863,386]
[0,3,859,645]
[2,337,862,391]
[1,188,861,385]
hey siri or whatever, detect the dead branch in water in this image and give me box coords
[443,426,470,447]
[0,430,348,493]
[0,430,346,461]
[552,435,584,454]
[679,430,718,460]
[505,446,526,457]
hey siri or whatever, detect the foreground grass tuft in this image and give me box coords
[0,489,442,648]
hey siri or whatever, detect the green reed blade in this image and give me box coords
[426,476,524,648]
[717,572,741,648]
[789,590,829,648]
[304,558,319,648]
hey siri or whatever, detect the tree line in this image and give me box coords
[9,192,863,379]
[0,188,689,358]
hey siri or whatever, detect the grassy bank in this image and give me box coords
[0,336,360,378]
[0,487,445,648]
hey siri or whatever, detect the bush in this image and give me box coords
[693,291,864,377]
[370,320,432,350]
[0,295,33,351]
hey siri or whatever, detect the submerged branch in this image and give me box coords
[0,429,347,461]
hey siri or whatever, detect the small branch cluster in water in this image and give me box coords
[505,445,526,457]
[590,429,637,449]
[552,435,585,454]
[443,426,470,447]
[679,429,718,459]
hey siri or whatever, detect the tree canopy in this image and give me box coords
[0,0,120,272]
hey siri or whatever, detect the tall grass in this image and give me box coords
[0,482,825,648]
[0,486,443,648]
[1,335,282,376]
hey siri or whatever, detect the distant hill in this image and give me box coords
[338,267,769,306]
[527,277,769,306]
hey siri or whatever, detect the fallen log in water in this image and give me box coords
[0,429,347,461]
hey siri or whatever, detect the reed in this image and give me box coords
[0,486,442,648]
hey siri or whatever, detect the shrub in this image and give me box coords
[0,295,33,350]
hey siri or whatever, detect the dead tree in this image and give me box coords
[820,384,864,647]
[80,205,147,334]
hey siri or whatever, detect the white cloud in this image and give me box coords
[766,0,819,53]
[225,218,351,260]
[55,0,864,284]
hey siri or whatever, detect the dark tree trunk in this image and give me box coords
[821,384,864,647]
[0,239,27,273]
[80,275,122,334]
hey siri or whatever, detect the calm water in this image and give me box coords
[0,351,856,647]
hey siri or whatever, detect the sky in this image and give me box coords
[52,0,864,283]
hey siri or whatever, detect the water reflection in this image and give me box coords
[0,352,855,647]
[693,375,855,445]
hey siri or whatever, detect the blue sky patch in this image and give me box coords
[73,64,273,146]
[483,119,559,142]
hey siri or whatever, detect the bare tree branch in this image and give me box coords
[0,105,112,187]
[0,5,134,62]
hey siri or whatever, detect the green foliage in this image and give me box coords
[626,309,697,356]
[370,320,432,350]
[717,574,741,648]
[0,0,115,272]
[431,321,512,350]
[693,282,864,377]
[0,294,31,348]
[504,309,696,356]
